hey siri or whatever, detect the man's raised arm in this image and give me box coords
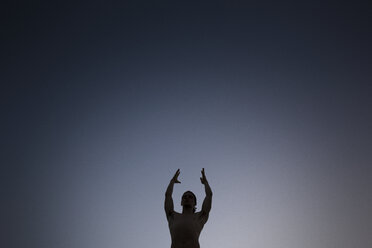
[164,169,181,217]
[200,168,212,215]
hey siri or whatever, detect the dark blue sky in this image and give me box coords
[4,1,372,248]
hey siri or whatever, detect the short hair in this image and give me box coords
[182,191,197,212]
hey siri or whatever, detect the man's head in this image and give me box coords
[181,191,197,212]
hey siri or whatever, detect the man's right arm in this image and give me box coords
[164,169,180,218]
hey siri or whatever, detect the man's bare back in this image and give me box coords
[165,169,212,248]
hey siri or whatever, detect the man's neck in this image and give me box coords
[182,207,194,214]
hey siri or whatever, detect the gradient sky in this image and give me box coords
[4,1,372,248]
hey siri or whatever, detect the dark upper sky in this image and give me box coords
[4,1,372,248]
[5,1,372,142]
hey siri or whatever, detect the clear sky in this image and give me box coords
[4,1,372,248]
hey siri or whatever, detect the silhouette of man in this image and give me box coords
[165,168,213,248]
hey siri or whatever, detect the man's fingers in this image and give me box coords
[172,169,181,182]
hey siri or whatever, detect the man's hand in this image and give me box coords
[200,168,208,184]
[171,169,181,183]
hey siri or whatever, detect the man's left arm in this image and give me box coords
[200,168,212,215]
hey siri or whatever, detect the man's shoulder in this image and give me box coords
[166,211,181,221]
[196,210,209,220]
[196,210,209,216]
